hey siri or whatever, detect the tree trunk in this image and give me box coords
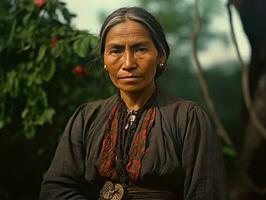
[232,0,266,97]
[230,0,266,199]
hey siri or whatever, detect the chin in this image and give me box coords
[117,84,146,94]
[117,82,156,95]
[113,79,156,94]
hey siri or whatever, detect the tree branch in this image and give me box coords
[191,0,233,147]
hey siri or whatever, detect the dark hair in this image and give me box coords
[99,7,170,77]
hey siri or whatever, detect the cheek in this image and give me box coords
[104,53,119,65]
[147,58,158,76]
[107,68,116,79]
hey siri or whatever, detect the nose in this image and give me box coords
[122,49,136,70]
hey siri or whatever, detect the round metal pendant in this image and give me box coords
[100,181,124,200]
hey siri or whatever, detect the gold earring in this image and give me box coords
[159,63,165,69]
[104,65,108,71]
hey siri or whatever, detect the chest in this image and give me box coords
[83,111,183,190]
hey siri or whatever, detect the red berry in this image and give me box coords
[73,66,88,77]
[35,0,46,8]
[50,36,59,48]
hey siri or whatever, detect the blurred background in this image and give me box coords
[0,0,265,199]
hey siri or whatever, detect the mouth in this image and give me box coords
[118,75,142,79]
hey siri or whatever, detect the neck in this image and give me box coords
[120,84,156,111]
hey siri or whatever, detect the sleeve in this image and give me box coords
[181,104,226,200]
[39,104,90,200]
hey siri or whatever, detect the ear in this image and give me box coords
[158,55,166,65]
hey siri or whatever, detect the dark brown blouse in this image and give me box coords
[39,91,226,200]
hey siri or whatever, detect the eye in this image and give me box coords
[109,47,123,55]
[135,46,147,54]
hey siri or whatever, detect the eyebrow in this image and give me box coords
[105,41,152,49]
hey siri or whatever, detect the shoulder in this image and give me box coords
[156,90,212,152]
[63,94,118,136]
[76,94,118,119]
[157,90,205,117]
[156,90,211,138]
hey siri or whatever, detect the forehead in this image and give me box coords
[105,20,153,45]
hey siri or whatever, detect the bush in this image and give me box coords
[0,2,114,198]
[0,0,114,140]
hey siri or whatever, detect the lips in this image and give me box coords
[118,75,142,79]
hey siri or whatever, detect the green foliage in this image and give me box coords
[0,0,114,140]
[223,145,237,158]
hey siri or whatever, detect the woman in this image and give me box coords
[40,7,226,200]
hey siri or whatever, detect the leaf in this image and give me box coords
[6,70,20,98]
[73,36,91,58]
[41,60,56,82]
[90,35,98,49]
[24,126,36,139]
[36,45,47,62]
[51,41,63,58]
[57,26,67,36]
[34,108,55,126]
[8,19,16,45]
[22,13,32,25]
[26,70,37,86]
[21,108,29,119]
[223,146,237,158]
[23,1,35,12]
[62,8,72,23]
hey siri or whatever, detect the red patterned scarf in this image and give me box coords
[99,101,156,181]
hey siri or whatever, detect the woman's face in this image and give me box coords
[103,20,164,94]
